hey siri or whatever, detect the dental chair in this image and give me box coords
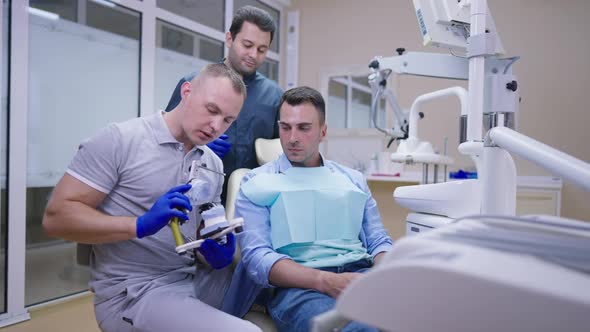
[254,138,283,166]
[225,138,283,332]
[226,138,283,235]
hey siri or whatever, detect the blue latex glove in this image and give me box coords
[198,233,236,269]
[206,134,231,159]
[136,184,192,238]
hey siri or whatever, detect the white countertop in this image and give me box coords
[365,172,563,190]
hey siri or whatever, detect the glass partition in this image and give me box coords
[259,58,279,82]
[26,0,140,305]
[157,0,225,32]
[155,20,223,111]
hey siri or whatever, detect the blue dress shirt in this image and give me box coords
[222,154,393,317]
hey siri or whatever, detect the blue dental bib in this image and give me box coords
[241,166,369,250]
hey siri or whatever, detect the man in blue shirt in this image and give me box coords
[223,87,393,332]
[164,6,283,203]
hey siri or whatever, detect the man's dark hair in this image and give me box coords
[280,86,326,125]
[229,5,277,45]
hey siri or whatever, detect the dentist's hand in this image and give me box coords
[198,233,236,269]
[136,184,192,238]
[206,134,231,159]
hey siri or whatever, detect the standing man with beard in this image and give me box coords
[164,5,283,203]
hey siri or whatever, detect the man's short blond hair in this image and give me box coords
[197,63,247,99]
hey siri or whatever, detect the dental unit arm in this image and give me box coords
[368,51,410,141]
[367,46,473,145]
[169,160,244,255]
[368,0,519,187]
[368,53,466,183]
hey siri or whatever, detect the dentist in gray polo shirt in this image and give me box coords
[42,63,261,332]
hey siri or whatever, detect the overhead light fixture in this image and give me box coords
[28,7,60,21]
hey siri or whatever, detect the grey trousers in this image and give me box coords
[94,267,260,332]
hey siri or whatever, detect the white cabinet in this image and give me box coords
[369,175,563,240]
[516,176,562,217]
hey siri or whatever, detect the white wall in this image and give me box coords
[289,0,590,221]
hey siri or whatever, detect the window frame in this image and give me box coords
[320,64,393,138]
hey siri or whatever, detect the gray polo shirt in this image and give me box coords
[67,112,223,304]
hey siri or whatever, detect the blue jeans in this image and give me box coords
[267,258,379,332]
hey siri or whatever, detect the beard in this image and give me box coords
[227,52,257,76]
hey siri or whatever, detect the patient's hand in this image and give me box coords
[316,271,363,299]
[373,252,386,266]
